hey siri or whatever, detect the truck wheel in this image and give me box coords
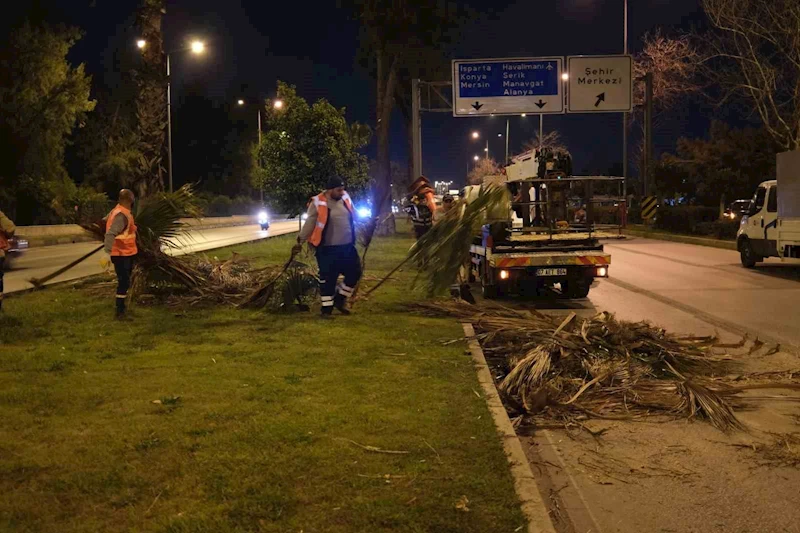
[482,284,499,299]
[739,239,760,268]
[562,279,590,299]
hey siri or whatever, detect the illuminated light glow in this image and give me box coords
[136,39,147,49]
[499,270,510,280]
[191,41,205,54]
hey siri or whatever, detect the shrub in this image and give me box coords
[654,206,719,234]
[695,220,739,240]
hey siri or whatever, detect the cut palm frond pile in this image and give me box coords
[76,185,317,310]
[239,258,318,311]
[406,184,509,296]
[413,301,800,432]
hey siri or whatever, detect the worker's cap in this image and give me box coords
[408,175,431,193]
[325,176,345,190]
[443,194,454,202]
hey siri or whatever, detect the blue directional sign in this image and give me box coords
[452,57,564,116]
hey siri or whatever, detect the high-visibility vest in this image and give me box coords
[0,210,12,251]
[307,192,354,247]
[105,204,138,256]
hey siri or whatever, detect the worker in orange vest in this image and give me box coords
[293,176,361,318]
[102,189,138,319]
[0,208,16,312]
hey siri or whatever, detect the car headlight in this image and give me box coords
[357,207,372,219]
[257,211,269,224]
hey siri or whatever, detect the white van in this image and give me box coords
[737,151,800,267]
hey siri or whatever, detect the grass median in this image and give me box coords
[0,228,525,533]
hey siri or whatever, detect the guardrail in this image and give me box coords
[16,215,290,248]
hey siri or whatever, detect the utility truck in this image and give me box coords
[465,149,625,299]
[737,150,800,267]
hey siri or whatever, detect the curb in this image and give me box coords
[462,323,557,533]
[623,229,736,250]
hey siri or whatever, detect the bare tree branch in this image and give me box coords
[700,0,800,150]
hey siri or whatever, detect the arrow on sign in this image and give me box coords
[594,93,605,107]
[472,101,483,111]
[535,99,547,109]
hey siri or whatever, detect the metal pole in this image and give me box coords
[505,118,509,164]
[166,53,174,193]
[257,109,263,204]
[622,0,628,187]
[539,114,543,147]
[485,139,489,160]
[644,72,653,198]
[411,79,422,179]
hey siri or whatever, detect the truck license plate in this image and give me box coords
[536,268,567,277]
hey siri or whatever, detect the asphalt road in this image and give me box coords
[587,237,800,348]
[4,220,300,295]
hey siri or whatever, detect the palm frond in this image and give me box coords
[407,184,509,295]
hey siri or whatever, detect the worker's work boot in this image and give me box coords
[320,306,334,319]
[333,294,351,316]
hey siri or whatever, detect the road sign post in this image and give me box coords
[567,55,633,113]
[641,196,658,221]
[452,57,564,116]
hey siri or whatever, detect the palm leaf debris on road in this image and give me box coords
[412,300,800,432]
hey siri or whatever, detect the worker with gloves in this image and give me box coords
[103,189,138,319]
[293,176,362,318]
[0,209,16,312]
[404,176,437,239]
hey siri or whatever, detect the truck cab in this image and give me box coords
[737,150,800,267]
[737,180,779,266]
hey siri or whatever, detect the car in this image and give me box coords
[724,199,750,220]
[4,236,29,269]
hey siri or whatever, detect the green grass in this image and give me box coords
[0,228,525,532]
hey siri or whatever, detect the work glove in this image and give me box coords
[100,252,112,272]
[291,243,303,257]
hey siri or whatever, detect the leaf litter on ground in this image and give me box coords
[411,300,800,432]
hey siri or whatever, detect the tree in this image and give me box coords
[467,158,502,186]
[257,82,370,215]
[630,30,700,183]
[132,0,167,196]
[0,22,95,223]
[701,0,800,150]
[352,0,463,231]
[657,121,779,205]
[523,131,571,155]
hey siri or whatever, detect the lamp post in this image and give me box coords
[137,38,206,193]
[623,0,629,183]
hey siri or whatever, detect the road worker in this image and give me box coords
[103,189,138,319]
[0,209,16,312]
[293,177,362,318]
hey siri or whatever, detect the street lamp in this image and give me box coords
[273,99,284,110]
[561,73,569,81]
[237,99,245,106]
[473,155,479,161]
[136,37,208,193]
[471,131,479,139]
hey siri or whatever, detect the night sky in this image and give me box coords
[9,0,715,189]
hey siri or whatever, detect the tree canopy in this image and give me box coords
[655,121,779,205]
[256,82,370,215]
[0,22,96,223]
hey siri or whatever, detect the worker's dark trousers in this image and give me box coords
[316,244,362,314]
[0,256,5,311]
[111,255,135,315]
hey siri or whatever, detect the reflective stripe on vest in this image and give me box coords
[106,205,138,257]
[308,192,354,247]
